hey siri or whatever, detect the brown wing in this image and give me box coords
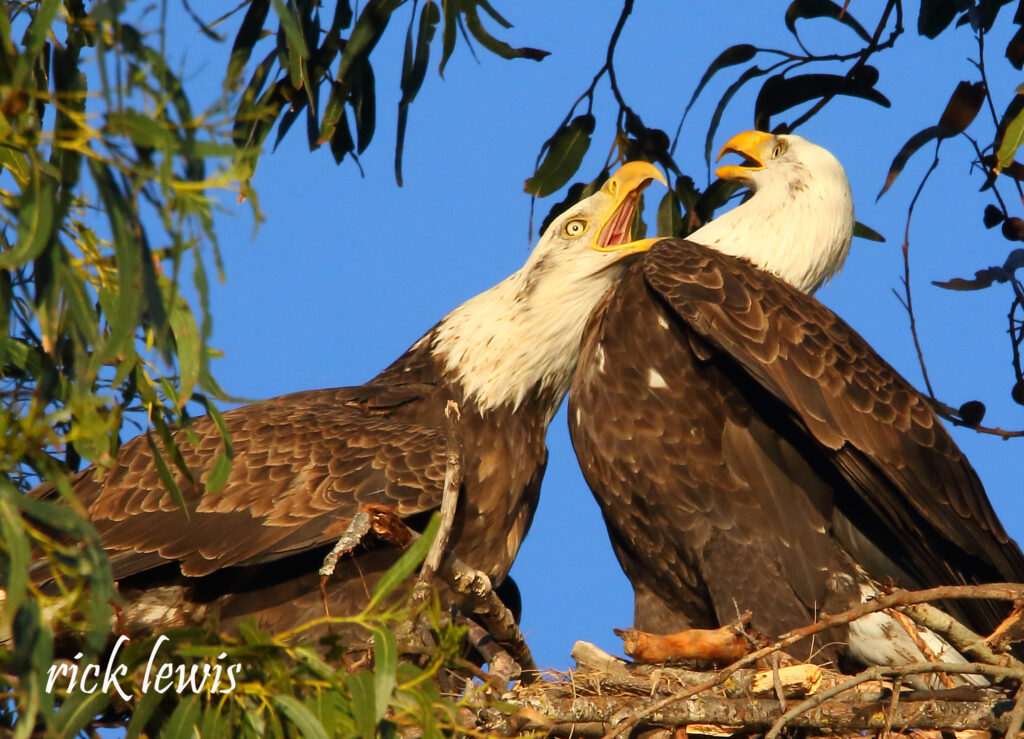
[640,239,1024,592]
[570,265,857,645]
[38,382,449,579]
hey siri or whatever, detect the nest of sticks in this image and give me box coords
[465,585,1024,739]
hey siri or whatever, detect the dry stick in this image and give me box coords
[987,599,1024,654]
[887,608,955,688]
[881,676,902,739]
[520,691,1010,736]
[465,621,521,685]
[899,601,1024,670]
[764,662,1024,739]
[417,400,462,588]
[1005,680,1024,739]
[603,583,1024,739]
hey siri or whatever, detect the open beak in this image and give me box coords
[714,130,774,182]
[592,161,667,255]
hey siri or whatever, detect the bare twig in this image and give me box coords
[465,621,521,686]
[986,599,1024,653]
[899,142,942,399]
[900,601,1024,669]
[417,400,462,588]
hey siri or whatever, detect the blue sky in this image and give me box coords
[157,2,1024,670]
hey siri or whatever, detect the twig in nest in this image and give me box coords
[764,661,1024,739]
[602,583,1024,739]
[986,599,1024,654]
[881,676,902,739]
[1005,680,1024,739]
[417,400,462,591]
[887,607,955,688]
[465,621,521,686]
[900,600,1024,669]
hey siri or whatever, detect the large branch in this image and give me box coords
[503,690,1011,736]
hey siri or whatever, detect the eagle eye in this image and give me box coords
[772,140,787,159]
[563,218,588,238]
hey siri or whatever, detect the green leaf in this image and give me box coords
[125,686,164,738]
[88,160,142,365]
[366,513,439,611]
[461,3,548,62]
[229,0,271,88]
[24,0,61,61]
[0,496,29,625]
[145,430,190,520]
[337,0,404,90]
[876,124,944,199]
[0,168,56,269]
[785,0,872,42]
[369,626,398,721]
[0,142,29,184]
[168,296,201,408]
[205,452,233,494]
[853,221,885,242]
[53,689,110,739]
[476,0,512,28]
[524,114,596,198]
[270,0,309,62]
[352,58,377,154]
[657,191,683,238]
[329,108,356,163]
[158,695,201,739]
[105,110,176,149]
[396,1,440,186]
[348,670,376,738]
[996,93,1024,170]
[440,0,458,75]
[272,695,330,739]
[233,49,278,148]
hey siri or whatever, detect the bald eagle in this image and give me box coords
[569,132,1024,673]
[30,162,665,639]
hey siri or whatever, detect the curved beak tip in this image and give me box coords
[607,160,668,191]
[715,129,773,165]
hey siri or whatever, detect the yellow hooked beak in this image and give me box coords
[714,130,776,182]
[592,160,667,255]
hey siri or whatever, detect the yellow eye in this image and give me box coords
[563,219,587,237]
[772,140,787,158]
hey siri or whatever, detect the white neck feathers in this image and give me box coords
[690,148,854,294]
[432,264,622,417]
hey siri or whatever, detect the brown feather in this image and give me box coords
[570,239,1024,651]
